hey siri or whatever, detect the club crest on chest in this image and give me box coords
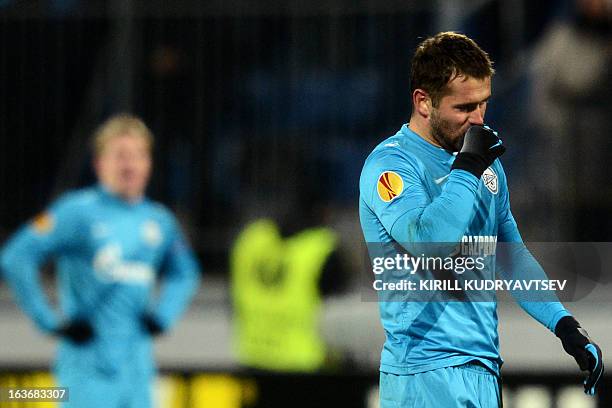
[142,220,163,247]
[482,167,498,195]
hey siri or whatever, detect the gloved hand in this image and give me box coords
[451,125,505,178]
[555,316,604,395]
[55,319,94,344]
[142,313,164,337]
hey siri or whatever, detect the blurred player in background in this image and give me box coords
[0,114,201,408]
[359,32,604,407]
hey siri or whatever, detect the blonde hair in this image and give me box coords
[92,113,154,156]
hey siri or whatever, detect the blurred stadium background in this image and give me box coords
[0,0,611,407]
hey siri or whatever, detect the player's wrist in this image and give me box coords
[554,316,583,339]
[142,313,165,337]
[55,319,95,344]
[451,152,489,178]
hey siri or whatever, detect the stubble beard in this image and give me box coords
[430,109,464,152]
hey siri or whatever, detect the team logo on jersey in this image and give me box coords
[32,212,54,235]
[141,220,162,247]
[93,243,154,284]
[377,171,404,202]
[482,167,498,194]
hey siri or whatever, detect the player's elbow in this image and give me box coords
[0,251,7,281]
[0,244,39,284]
[0,247,18,281]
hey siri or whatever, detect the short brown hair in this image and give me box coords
[92,113,154,156]
[410,32,494,107]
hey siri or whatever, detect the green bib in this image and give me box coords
[231,219,337,372]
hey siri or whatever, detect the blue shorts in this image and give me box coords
[55,341,153,408]
[379,361,501,408]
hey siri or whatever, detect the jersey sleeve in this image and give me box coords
[495,164,570,332]
[0,195,82,333]
[361,149,481,250]
[149,215,201,331]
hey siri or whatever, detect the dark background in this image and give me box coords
[0,1,611,407]
[2,0,609,273]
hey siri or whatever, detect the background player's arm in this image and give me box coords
[366,151,481,248]
[0,198,79,333]
[147,218,201,331]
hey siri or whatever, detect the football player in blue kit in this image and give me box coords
[359,32,603,407]
[1,114,201,408]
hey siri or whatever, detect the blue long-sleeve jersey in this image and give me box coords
[359,124,569,376]
[0,185,200,350]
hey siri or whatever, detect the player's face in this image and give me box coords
[95,132,152,201]
[429,75,491,152]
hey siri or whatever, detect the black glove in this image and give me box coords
[56,319,94,344]
[451,125,505,178]
[555,316,604,395]
[142,314,164,337]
